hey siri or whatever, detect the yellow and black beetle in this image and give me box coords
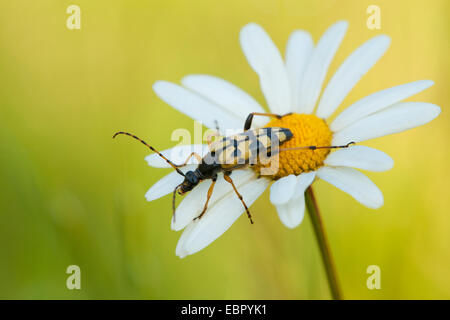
[114,112,353,224]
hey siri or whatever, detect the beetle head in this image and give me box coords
[178,171,200,195]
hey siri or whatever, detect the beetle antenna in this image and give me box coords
[278,141,355,152]
[172,183,183,222]
[113,131,185,177]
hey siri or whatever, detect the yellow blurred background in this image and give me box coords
[0,0,448,299]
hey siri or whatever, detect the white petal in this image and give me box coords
[293,171,316,198]
[176,176,269,257]
[145,144,207,168]
[153,81,243,130]
[317,166,383,209]
[316,35,391,119]
[324,146,393,172]
[240,23,291,114]
[330,80,434,132]
[181,75,267,128]
[175,222,196,259]
[270,175,297,205]
[275,196,306,229]
[171,169,256,231]
[297,21,348,114]
[332,102,441,145]
[145,167,196,201]
[275,171,315,229]
[285,30,314,111]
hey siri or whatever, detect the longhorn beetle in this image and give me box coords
[114,112,354,224]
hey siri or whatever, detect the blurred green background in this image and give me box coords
[0,0,448,299]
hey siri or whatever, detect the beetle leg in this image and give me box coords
[194,176,217,221]
[205,119,222,149]
[206,131,221,149]
[174,152,203,168]
[214,119,221,133]
[223,172,254,224]
[244,112,291,131]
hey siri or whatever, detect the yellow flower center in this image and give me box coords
[254,113,332,180]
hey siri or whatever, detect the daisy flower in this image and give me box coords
[145,21,440,258]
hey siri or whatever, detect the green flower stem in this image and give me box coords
[305,186,343,300]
